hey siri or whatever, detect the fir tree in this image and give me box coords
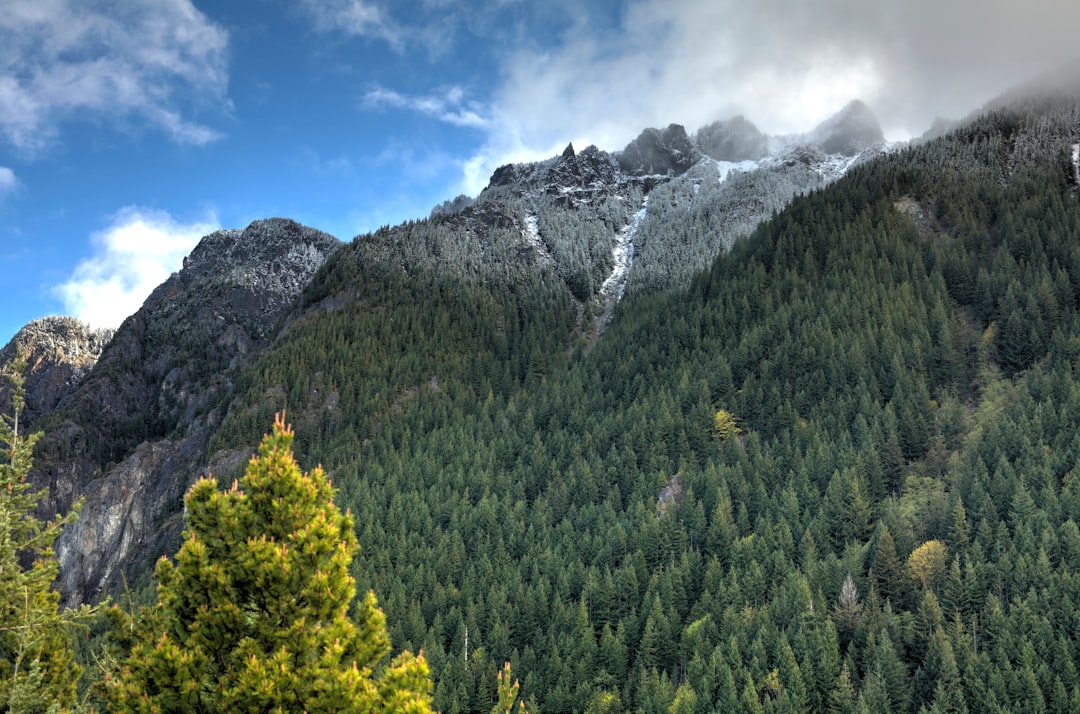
[108,414,433,713]
[0,360,91,712]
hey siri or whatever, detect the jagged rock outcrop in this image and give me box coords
[40,218,341,604]
[545,145,624,205]
[810,99,885,157]
[617,124,699,176]
[695,115,769,162]
[0,317,114,429]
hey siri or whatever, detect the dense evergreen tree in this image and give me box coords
[60,90,1080,711]
[108,415,432,713]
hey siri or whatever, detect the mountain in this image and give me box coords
[11,87,1080,712]
[2,102,887,606]
[194,85,1080,712]
[696,115,769,162]
[10,218,342,603]
[807,98,885,156]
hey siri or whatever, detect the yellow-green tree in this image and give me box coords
[490,661,529,714]
[713,409,741,441]
[108,414,433,713]
[907,540,948,591]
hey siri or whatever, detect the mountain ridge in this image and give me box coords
[4,102,892,604]
[7,218,341,603]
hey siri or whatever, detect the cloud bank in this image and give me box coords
[352,0,1080,196]
[55,208,219,329]
[0,0,230,152]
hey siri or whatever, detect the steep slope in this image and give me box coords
[30,102,888,606]
[189,87,1080,713]
[35,218,342,603]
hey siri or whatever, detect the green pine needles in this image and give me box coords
[0,360,91,712]
[109,414,433,713]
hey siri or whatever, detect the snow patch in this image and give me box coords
[598,197,647,306]
[814,152,862,182]
[712,157,764,183]
[522,213,554,263]
[1073,144,1079,186]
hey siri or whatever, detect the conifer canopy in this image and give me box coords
[109,414,433,713]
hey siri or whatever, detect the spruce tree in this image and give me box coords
[108,414,432,713]
[0,361,88,711]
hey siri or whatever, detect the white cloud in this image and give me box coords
[445,0,1080,195]
[55,208,219,329]
[298,147,356,178]
[0,167,16,197]
[0,0,229,152]
[298,0,404,49]
[363,86,490,129]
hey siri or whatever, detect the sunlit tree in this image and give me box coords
[109,414,433,713]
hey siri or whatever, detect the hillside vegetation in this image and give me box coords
[185,93,1080,713]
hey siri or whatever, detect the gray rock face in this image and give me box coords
[54,439,254,603]
[810,99,885,157]
[54,440,185,601]
[617,124,699,176]
[696,115,769,162]
[0,317,114,429]
[43,218,341,604]
[546,145,623,205]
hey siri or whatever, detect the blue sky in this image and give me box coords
[2,0,1079,345]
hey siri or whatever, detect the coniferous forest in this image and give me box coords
[8,90,1080,712]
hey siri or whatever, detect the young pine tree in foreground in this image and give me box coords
[109,414,433,713]
[0,361,90,712]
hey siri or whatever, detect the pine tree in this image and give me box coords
[0,360,91,712]
[108,414,433,713]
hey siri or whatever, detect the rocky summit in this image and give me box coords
[2,218,342,604]
[0,316,114,429]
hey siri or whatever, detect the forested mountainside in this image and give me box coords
[200,91,1080,713]
[4,85,1080,712]
[0,103,884,608]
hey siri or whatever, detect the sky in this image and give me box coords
[2,0,1079,345]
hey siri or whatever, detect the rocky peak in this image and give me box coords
[0,317,114,428]
[546,144,622,199]
[38,219,341,603]
[695,115,769,162]
[810,99,885,157]
[617,124,699,176]
[175,218,341,324]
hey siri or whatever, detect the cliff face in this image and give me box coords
[27,218,341,604]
